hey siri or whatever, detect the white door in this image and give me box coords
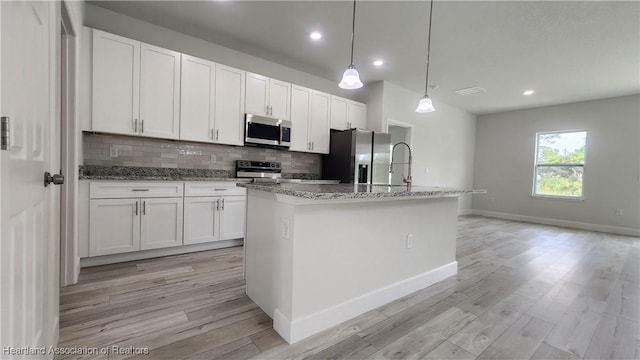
[330,96,349,130]
[140,197,183,250]
[214,64,245,146]
[139,43,181,139]
[219,196,246,240]
[1,0,59,350]
[92,29,140,135]
[289,85,311,152]
[310,91,331,154]
[245,72,269,116]
[180,54,215,143]
[269,79,291,120]
[89,198,141,256]
[349,101,367,129]
[183,197,219,245]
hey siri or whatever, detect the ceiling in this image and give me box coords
[91,1,640,115]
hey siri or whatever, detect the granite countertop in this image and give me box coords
[79,165,319,182]
[238,182,485,200]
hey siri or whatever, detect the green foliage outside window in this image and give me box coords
[534,131,586,198]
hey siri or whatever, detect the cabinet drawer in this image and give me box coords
[184,182,246,197]
[90,182,184,199]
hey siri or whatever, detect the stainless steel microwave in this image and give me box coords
[244,114,291,148]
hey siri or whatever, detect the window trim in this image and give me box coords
[532,129,587,200]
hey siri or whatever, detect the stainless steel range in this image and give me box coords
[235,160,282,179]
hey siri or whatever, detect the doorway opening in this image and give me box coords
[387,120,413,186]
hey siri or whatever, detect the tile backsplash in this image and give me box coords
[83,133,322,176]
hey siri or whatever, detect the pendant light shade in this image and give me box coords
[415,95,435,113]
[339,65,363,89]
[416,0,436,113]
[339,0,363,89]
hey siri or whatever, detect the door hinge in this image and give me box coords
[1,117,9,150]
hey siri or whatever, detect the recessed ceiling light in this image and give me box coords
[310,32,322,40]
[373,59,384,67]
[523,90,535,96]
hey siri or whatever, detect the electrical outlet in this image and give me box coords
[282,218,290,239]
[424,167,429,174]
[210,155,217,164]
[615,209,623,216]
[109,146,118,158]
[406,234,414,249]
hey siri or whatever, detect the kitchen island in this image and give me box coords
[239,183,479,344]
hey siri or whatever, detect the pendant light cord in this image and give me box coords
[424,0,434,96]
[350,0,357,66]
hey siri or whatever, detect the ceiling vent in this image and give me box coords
[454,86,486,96]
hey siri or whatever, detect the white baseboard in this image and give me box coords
[470,210,640,237]
[80,239,243,267]
[458,209,473,216]
[273,261,458,344]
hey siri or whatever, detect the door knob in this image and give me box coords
[44,170,64,187]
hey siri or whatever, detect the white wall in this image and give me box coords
[473,94,640,234]
[83,4,363,101]
[382,81,477,211]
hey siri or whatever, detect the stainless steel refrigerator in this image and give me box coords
[322,129,391,184]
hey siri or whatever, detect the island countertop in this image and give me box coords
[238,182,485,200]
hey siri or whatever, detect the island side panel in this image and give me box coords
[244,189,295,323]
[288,196,458,342]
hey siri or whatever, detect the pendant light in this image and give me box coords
[416,0,436,113]
[339,0,363,89]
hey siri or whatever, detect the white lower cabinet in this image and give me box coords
[140,197,184,250]
[89,198,141,256]
[183,197,219,244]
[89,197,183,256]
[219,196,246,240]
[89,182,184,257]
[183,182,246,245]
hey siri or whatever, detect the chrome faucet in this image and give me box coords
[390,142,412,190]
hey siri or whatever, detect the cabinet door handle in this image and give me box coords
[216,129,219,141]
[222,198,225,210]
[214,188,228,191]
[141,119,144,133]
[131,189,150,192]
[216,199,220,210]
[311,142,314,150]
[142,201,146,215]
[135,201,138,216]
[134,119,138,132]
[266,105,269,115]
[211,128,214,140]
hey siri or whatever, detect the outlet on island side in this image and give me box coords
[406,234,414,249]
[282,218,290,239]
[210,155,217,164]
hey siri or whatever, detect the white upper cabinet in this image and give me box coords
[330,95,367,130]
[290,85,330,154]
[330,96,349,130]
[139,44,181,139]
[245,72,290,120]
[92,29,180,139]
[214,64,245,146]
[92,30,140,135]
[290,85,312,152]
[269,79,291,120]
[180,56,246,146]
[310,91,331,154]
[348,101,367,130]
[180,55,215,143]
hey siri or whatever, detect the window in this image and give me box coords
[533,130,587,198]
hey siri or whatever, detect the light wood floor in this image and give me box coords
[58,216,640,360]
